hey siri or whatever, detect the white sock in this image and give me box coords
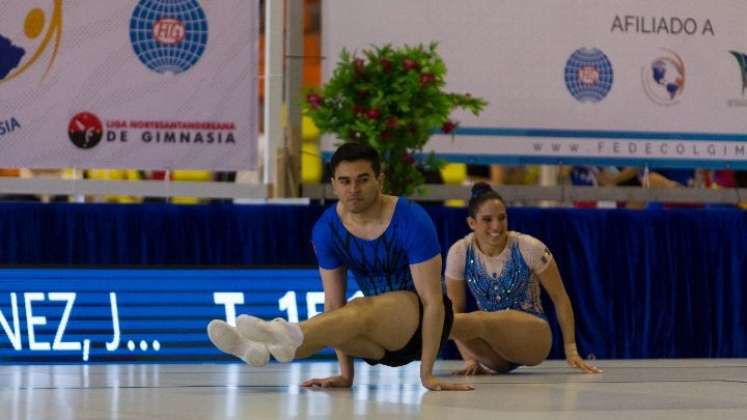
[207,319,270,367]
[243,341,271,367]
[236,315,304,363]
[267,318,304,362]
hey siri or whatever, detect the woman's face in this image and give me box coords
[467,198,508,248]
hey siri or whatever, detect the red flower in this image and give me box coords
[441,120,458,134]
[306,93,322,109]
[353,58,366,74]
[386,117,398,130]
[367,108,381,120]
[380,58,393,73]
[403,58,418,71]
[401,153,416,165]
[352,104,365,115]
[420,73,435,86]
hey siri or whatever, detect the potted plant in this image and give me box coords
[304,42,487,195]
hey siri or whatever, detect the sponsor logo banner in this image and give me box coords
[322,0,747,168]
[0,1,258,170]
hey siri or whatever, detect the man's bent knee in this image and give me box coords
[353,291,421,349]
[342,296,377,331]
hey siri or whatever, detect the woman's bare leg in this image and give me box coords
[456,337,516,373]
[450,310,552,367]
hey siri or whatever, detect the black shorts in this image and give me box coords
[363,295,454,367]
[618,176,641,187]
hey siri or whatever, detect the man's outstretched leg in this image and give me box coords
[208,291,421,364]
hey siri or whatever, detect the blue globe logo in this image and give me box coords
[564,48,614,103]
[130,0,208,74]
[642,49,685,106]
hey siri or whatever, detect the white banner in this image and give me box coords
[0,0,258,170]
[322,0,747,168]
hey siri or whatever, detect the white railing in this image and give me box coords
[302,184,747,205]
[0,178,744,205]
[0,178,267,200]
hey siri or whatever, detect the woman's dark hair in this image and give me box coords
[330,142,381,177]
[468,182,505,217]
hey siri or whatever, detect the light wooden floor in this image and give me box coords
[2,359,746,419]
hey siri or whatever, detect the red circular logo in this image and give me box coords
[153,18,186,45]
[578,66,600,86]
[68,112,103,149]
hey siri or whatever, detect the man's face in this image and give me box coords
[331,159,383,213]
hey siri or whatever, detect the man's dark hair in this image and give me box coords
[330,142,381,176]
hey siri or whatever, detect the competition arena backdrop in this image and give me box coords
[322,0,747,168]
[0,203,746,364]
[0,0,258,170]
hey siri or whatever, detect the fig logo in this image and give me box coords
[130,0,209,74]
[153,18,185,45]
[564,47,614,103]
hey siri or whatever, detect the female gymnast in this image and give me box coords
[445,182,601,375]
